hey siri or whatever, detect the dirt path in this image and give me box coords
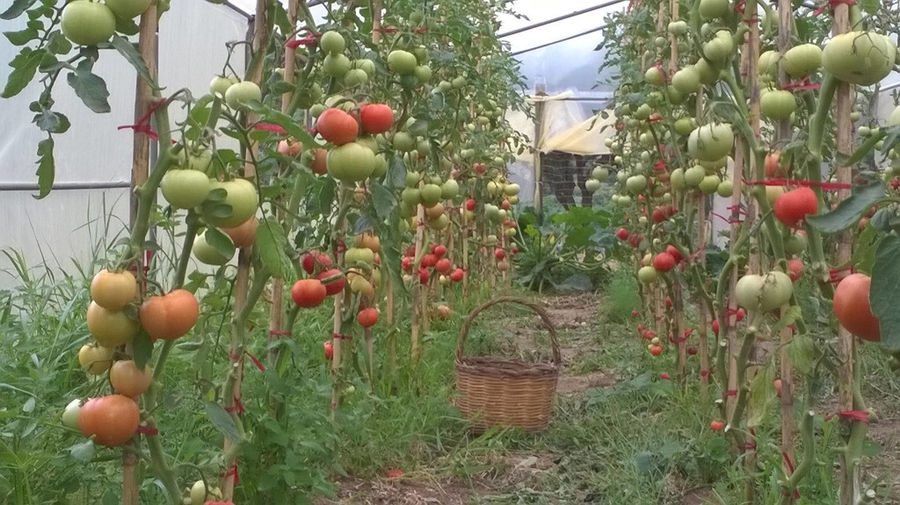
[315,293,610,505]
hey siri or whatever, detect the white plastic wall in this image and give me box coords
[0,2,248,287]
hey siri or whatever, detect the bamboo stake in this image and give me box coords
[268,0,299,367]
[832,4,862,504]
[222,0,269,499]
[776,0,795,479]
[411,204,426,366]
[124,5,158,504]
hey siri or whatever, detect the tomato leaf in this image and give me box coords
[255,218,293,279]
[871,234,900,352]
[4,27,37,46]
[369,180,396,220]
[110,35,154,86]
[772,305,802,332]
[205,401,241,442]
[130,332,153,369]
[352,213,374,235]
[0,0,37,19]
[66,59,111,113]
[201,201,233,219]
[788,333,820,375]
[33,109,70,134]
[2,47,43,98]
[747,361,776,428]
[388,155,406,188]
[248,103,317,148]
[34,137,54,199]
[46,30,71,55]
[204,227,236,258]
[68,439,95,463]
[805,181,884,233]
[859,0,881,14]
[114,15,140,36]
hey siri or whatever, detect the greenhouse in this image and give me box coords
[1,0,899,504]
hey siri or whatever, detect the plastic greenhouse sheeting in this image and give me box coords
[0,2,248,287]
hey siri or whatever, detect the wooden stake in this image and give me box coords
[124,4,158,504]
[410,204,426,366]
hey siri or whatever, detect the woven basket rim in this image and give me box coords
[456,356,560,378]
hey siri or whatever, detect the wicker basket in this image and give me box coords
[455,296,560,432]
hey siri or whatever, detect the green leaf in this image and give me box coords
[370,180,396,220]
[110,35,153,85]
[46,30,71,54]
[4,27,36,46]
[871,234,900,352]
[388,155,406,188]
[248,103,318,148]
[204,402,241,442]
[255,218,293,279]
[352,213,373,235]
[806,182,884,233]
[132,332,153,369]
[859,0,880,14]
[33,109,70,134]
[747,361,776,428]
[34,137,54,199]
[114,15,140,36]
[2,48,43,98]
[66,59,111,113]
[0,0,37,19]
[268,80,295,94]
[788,333,820,375]
[22,396,35,413]
[201,201,233,219]
[204,227,236,258]
[773,305,802,332]
[68,440,95,463]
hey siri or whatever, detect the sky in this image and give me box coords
[228,0,627,96]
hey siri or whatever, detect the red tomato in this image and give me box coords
[616,228,629,240]
[833,273,880,341]
[494,248,506,260]
[277,138,302,157]
[764,151,786,177]
[302,250,332,274]
[665,245,683,263]
[651,207,667,223]
[359,103,394,134]
[78,395,140,447]
[401,256,414,272]
[450,268,465,282]
[433,244,447,258]
[652,252,676,272]
[310,148,328,175]
[774,378,783,397]
[711,319,720,334]
[139,289,199,341]
[465,198,476,211]
[735,308,745,321]
[291,279,327,308]
[649,345,663,356]
[357,307,379,328]
[501,200,511,210]
[418,268,430,284]
[421,254,438,268]
[435,258,452,274]
[316,108,358,145]
[665,296,672,308]
[774,187,817,227]
[323,341,334,360]
[787,258,803,281]
[317,269,345,295]
[222,217,258,249]
[710,420,725,431]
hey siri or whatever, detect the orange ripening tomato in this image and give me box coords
[833,273,880,341]
[139,289,199,341]
[221,217,258,249]
[90,269,137,310]
[315,108,359,145]
[78,395,140,447]
[357,307,379,328]
[110,360,153,398]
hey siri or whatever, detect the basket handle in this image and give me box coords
[456,296,561,367]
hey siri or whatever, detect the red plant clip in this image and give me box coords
[245,351,266,372]
[374,27,400,34]
[743,178,852,191]
[136,425,159,435]
[413,26,429,34]
[333,332,352,341]
[269,329,291,336]
[254,122,287,134]
[782,77,821,91]
[224,463,240,485]
[722,389,738,398]
[118,98,166,140]
[224,397,245,415]
[827,265,855,283]
[699,369,711,378]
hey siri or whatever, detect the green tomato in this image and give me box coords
[345,247,375,266]
[699,174,720,194]
[60,1,116,46]
[585,179,602,193]
[393,131,416,152]
[372,154,388,178]
[822,31,896,85]
[684,165,706,187]
[758,271,793,311]
[62,399,81,430]
[626,175,648,194]
[319,31,346,54]
[699,0,729,19]
[440,179,459,200]
[674,117,696,136]
[438,80,452,92]
[343,68,368,87]
[592,166,609,179]
[405,170,421,188]
[327,142,375,182]
[688,123,734,161]
[645,66,665,86]
[210,75,237,97]
[888,105,900,126]
[638,266,658,283]
[420,184,442,206]
[667,20,689,36]
[204,179,258,228]
[504,183,520,196]
[323,53,351,77]
[224,81,262,110]
[760,90,797,120]
[694,57,719,84]
[735,274,765,310]
[671,66,701,95]
[670,168,686,190]
[190,480,206,505]
[782,43,822,78]
[193,230,235,266]
[784,232,808,255]
[758,50,779,78]
[353,59,376,77]
[716,180,734,197]
[401,188,421,206]
[160,170,211,209]
[387,50,418,75]
[414,65,433,83]
[451,76,467,88]
[105,0,151,19]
